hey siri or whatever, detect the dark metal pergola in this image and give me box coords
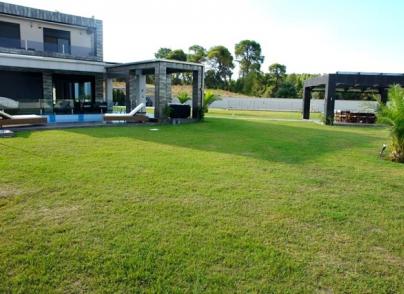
[303,72,404,125]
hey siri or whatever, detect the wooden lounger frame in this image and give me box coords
[0,116,48,127]
[0,110,47,127]
[103,114,149,123]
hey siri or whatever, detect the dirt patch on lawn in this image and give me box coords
[0,186,21,199]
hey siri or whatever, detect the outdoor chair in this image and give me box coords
[103,103,148,123]
[0,110,47,127]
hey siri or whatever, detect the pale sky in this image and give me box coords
[7,0,404,75]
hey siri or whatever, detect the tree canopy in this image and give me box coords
[207,45,234,88]
[154,48,172,59]
[153,43,321,99]
[167,49,187,61]
[154,48,187,61]
[235,40,264,77]
[188,45,207,63]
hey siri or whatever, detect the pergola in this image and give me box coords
[106,59,204,120]
[303,72,404,125]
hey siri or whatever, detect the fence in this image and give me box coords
[209,97,378,113]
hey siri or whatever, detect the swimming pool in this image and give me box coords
[47,114,103,124]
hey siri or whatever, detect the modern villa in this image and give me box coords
[0,1,204,121]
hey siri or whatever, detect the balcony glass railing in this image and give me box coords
[0,37,95,58]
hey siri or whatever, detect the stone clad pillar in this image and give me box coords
[106,78,113,112]
[42,71,53,114]
[95,74,104,102]
[128,70,146,112]
[128,72,137,111]
[125,74,131,112]
[166,74,172,103]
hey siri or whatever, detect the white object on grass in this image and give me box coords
[104,103,145,117]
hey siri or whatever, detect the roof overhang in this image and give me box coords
[0,53,106,73]
[106,59,204,76]
[304,72,404,89]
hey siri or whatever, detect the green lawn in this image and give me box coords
[207,108,322,120]
[0,117,403,293]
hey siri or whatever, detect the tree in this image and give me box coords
[269,63,286,92]
[205,69,221,89]
[207,45,234,89]
[155,48,172,59]
[113,89,125,106]
[188,45,207,63]
[275,82,298,98]
[166,49,187,61]
[377,85,404,162]
[235,40,264,77]
[234,71,265,97]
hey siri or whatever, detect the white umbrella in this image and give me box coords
[0,97,19,109]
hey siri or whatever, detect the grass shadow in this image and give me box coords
[61,118,383,164]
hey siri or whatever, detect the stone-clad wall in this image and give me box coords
[0,2,103,61]
[42,72,52,100]
[95,74,105,102]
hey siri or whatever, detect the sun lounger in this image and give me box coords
[104,103,148,123]
[0,111,47,127]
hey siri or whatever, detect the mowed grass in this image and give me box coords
[0,117,403,293]
[207,108,322,120]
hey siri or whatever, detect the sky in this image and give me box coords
[7,0,404,75]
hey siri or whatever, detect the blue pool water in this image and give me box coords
[47,114,103,123]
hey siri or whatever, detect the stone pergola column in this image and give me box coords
[166,74,172,103]
[302,86,311,119]
[154,63,168,119]
[128,70,146,112]
[42,71,53,114]
[128,72,136,111]
[324,74,336,125]
[95,74,104,102]
[106,77,113,112]
[192,68,203,120]
[125,75,131,112]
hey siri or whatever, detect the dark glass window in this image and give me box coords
[43,28,71,54]
[0,21,21,48]
[53,75,94,102]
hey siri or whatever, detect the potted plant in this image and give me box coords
[169,91,191,119]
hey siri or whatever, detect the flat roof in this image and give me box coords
[336,71,404,76]
[106,59,203,69]
[304,71,404,89]
[0,1,101,28]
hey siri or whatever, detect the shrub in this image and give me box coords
[203,91,221,113]
[377,85,404,162]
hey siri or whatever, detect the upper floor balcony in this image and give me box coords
[0,36,95,59]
